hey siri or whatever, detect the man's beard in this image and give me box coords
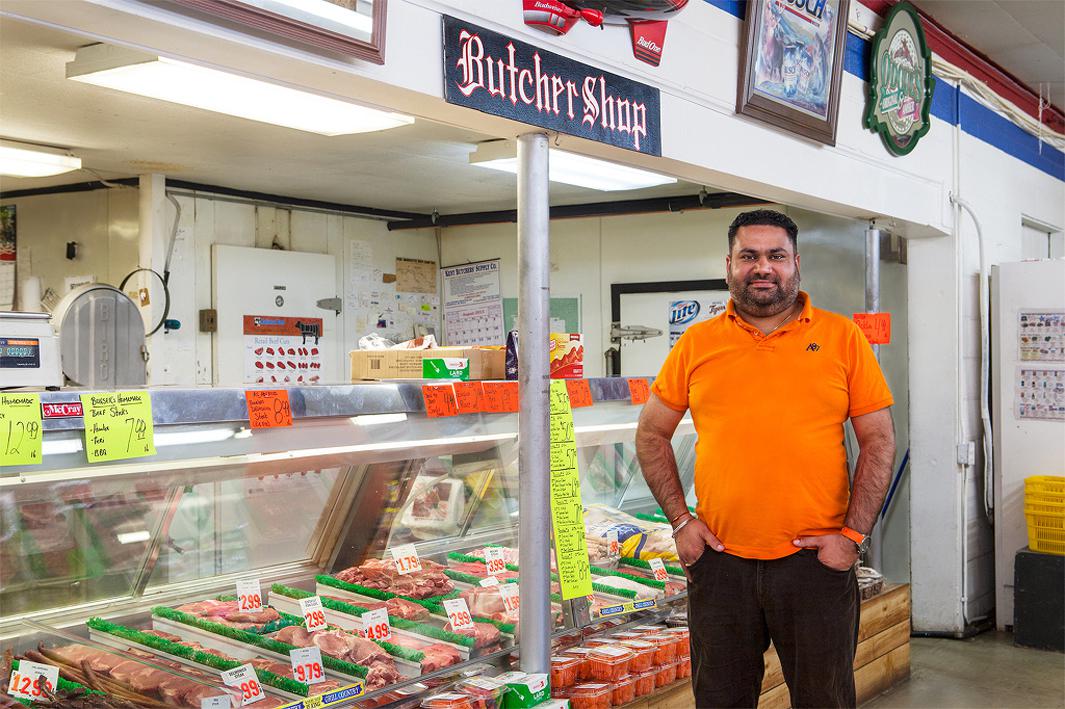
[728,268,801,317]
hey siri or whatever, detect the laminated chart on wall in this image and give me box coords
[441,259,504,346]
[1019,311,1065,362]
[550,380,593,599]
[1015,367,1065,421]
[243,315,323,385]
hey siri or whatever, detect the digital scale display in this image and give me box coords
[0,338,40,368]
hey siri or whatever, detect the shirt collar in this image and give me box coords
[726,291,814,326]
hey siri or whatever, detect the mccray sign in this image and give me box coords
[443,15,662,155]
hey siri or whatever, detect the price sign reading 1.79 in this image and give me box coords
[79,391,156,463]
[390,543,422,576]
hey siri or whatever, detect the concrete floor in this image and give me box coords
[864,632,1065,709]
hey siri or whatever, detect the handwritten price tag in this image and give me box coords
[7,660,58,702]
[453,382,484,414]
[627,378,651,405]
[853,313,891,344]
[362,607,392,641]
[390,543,422,575]
[607,530,620,559]
[649,557,669,581]
[422,384,458,418]
[565,379,594,408]
[484,547,507,577]
[221,663,265,706]
[80,391,156,463]
[443,598,475,631]
[299,596,328,633]
[0,393,42,466]
[498,583,519,614]
[245,390,292,428]
[289,646,325,686]
[236,578,264,613]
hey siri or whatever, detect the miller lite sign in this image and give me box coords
[669,298,726,346]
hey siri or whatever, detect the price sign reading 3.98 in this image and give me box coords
[390,543,422,575]
[289,646,325,686]
[299,596,328,633]
[7,660,58,702]
[221,663,265,705]
[361,607,392,642]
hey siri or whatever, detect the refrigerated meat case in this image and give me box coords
[1,379,697,707]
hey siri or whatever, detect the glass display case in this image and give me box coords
[1,379,696,708]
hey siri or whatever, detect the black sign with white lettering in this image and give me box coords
[442,15,661,156]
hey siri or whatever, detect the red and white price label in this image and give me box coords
[479,575,500,588]
[7,660,59,702]
[298,596,328,633]
[362,607,392,641]
[200,696,230,709]
[649,557,669,581]
[484,547,507,577]
[607,530,620,559]
[221,664,265,706]
[289,646,325,686]
[390,544,422,575]
[236,578,264,613]
[498,583,519,614]
[442,598,475,631]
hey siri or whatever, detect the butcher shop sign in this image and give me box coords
[865,1,935,156]
[443,15,662,155]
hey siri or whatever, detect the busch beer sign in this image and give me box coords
[865,2,934,156]
[443,16,662,155]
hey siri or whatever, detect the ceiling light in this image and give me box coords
[469,140,677,191]
[0,140,82,177]
[67,44,413,136]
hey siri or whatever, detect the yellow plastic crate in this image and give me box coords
[1025,476,1065,555]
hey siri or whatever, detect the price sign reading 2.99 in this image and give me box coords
[79,391,156,463]
[289,646,325,686]
[443,598,475,631]
[235,578,264,613]
[299,596,328,633]
[220,664,265,705]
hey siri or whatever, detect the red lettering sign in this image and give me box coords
[853,313,891,344]
[41,402,83,419]
[628,378,651,405]
[566,379,594,408]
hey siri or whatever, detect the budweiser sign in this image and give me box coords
[443,16,661,155]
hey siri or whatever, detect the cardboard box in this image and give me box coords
[349,347,505,381]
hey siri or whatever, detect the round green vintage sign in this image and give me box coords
[865,2,935,156]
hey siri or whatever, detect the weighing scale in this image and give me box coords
[0,311,62,388]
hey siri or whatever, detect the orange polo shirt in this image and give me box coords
[651,292,894,560]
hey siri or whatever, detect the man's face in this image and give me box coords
[726,225,801,316]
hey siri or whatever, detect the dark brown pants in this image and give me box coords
[687,548,860,709]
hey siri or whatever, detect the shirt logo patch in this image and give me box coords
[806,343,821,352]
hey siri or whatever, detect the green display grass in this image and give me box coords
[84,617,310,696]
[269,610,424,665]
[187,595,295,635]
[316,575,459,606]
[589,564,667,590]
[272,584,475,649]
[442,569,487,586]
[443,553,562,603]
[10,658,102,706]
[620,557,685,577]
[417,601,516,635]
[150,605,369,679]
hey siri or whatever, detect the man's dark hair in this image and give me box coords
[727,209,799,252]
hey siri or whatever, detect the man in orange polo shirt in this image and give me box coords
[636,209,896,708]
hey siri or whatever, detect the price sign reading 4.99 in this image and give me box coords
[390,543,422,575]
[289,646,325,686]
[221,663,265,706]
[497,582,519,614]
[298,596,328,633]
[442,598,475,631]
[362,607,392,641]
[79,391,156,463]
[649,557,669,581]
[245,389,292,429]
[7,660,59,702]
[0,393,42,466]
[235,578,264,614]
[484,546,507,577]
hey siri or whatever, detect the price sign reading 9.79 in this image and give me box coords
[79,391,156,463]
[289,646,325,686]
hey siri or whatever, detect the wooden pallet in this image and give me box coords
[626,584,911,709]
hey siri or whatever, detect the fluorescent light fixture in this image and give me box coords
[469,140,677,191]
[0,140,82,177]
[117,530,151,545]
[67,44,413,136]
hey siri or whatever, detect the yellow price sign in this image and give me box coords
[80,391,156,463]
[0,393,43,466]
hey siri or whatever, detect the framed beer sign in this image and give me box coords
[737,0,851,145]
[865,1,935,156]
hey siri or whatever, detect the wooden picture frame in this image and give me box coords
[169,0,387,64]
[736,0,851,145]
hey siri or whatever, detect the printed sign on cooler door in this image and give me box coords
[299,596,328,633]
[390,544,422,575]
[7,660,58,702]
[362,607,392,642]
[443,598,475,631]
[289,646,325,685]
[235,578,264,614]
[221,664,265,705]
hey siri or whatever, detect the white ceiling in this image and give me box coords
[918,0,1065,110]
[0,18,704,215]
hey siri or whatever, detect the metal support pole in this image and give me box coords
[865,225,883,571]
[517,132,551,674]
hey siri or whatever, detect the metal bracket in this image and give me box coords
[610,324,663,344]
[316,297,343,316]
